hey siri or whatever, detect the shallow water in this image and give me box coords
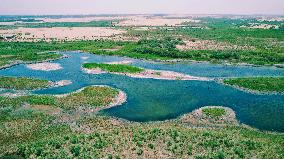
[0,51,283,132]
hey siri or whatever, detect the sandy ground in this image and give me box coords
[81,56,90,60]
[37,16,125,23]
[30,105,62,115]
[26,62,62,71]
[0,27,126,42]
[82,67,106,74]
[108,91,127,108]
[83,66,210,81]
[0,91,28,98]
[117,16,199,26]
[49,80,72,87]
[105,60,133,65]
[180,106,238,127]
[126,69,209,81]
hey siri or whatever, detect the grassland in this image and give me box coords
[0,78,283,158]
[0,76,49,90]
[1,115,284,159]
[82,63,144,73]
[202,107,226,118]
[0,86,119,110]
[123,18,284,65]
[0,17,283,66]
[0,16,284,158]
[56,86,119,109]
[0,40,125,68]
[224,77,284,93]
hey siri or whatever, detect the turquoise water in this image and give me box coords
[0,51,283,132]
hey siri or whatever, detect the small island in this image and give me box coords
[223,77,284,93]
[82,62,209,81]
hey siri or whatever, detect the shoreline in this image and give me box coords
[65,50,283,68]
[82,67,211,81]
[0,52,68,70]
[0,79,73,98]
[99,106,284,134]
[218,79,284,95]
[54,85,127,112]
[26,62,63,71]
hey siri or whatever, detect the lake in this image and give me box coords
[0,51,283,132]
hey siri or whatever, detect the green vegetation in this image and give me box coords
[1,17,284,65]
[1,115,284,158]
[202,108,226,118]
[0,76,49,90]
[124,18,284,65]
[0,81,283,158]
[0,40,126,67]
[56,86,118,109]
[0,86,118,110]
[224,77,284,93]
[1,22,284,66]
[83,63,144,73]
[0,16,284,158]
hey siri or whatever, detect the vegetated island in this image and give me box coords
[82,62,209,81]
[0,76,283,158]
[0,76,50,90]
[223,77,284,93]
[0,76,72,96]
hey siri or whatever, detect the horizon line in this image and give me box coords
[0,13,284,16]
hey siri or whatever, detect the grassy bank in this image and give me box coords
[1,37,283,66]
[0,76,49,90]
[0,82,283,158]
[202,107,226,118]
[0,86,119,110]
[0,41,126,68]
[83,63,144,73]
[56,86,119,109]
[224,77,284,93]
[1,115,284,159]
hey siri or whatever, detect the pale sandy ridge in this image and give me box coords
[0,27,126,42]
[82,65,210,81]
[26,62,63,71]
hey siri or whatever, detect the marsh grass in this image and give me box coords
[0,76,49,90]
[56,86,119,109]
[224,77,284,92]
[202,108,226,118]
[82,63,144,73]
[4,116,283,159]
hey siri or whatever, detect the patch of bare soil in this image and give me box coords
[30,105,62,115]
[49,80,72,87]
[105,60,133,65]
[117,16,199,26]
[126,69,210,81]
[0,27,126,42]
[26,62,62,71]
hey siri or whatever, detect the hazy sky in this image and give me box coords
[1,0,284,15]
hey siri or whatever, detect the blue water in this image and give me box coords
[0,51,283,132]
